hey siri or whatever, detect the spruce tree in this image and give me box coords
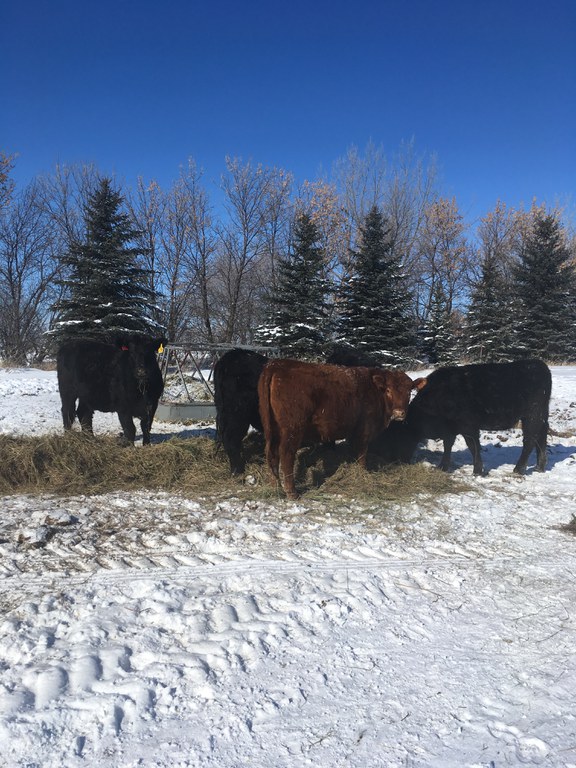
[336,205,416,366]
[466,252,524,362]
[254,212,330,357]
[513,211,576,362]
[51,179,164,345]
[420,281,459,365]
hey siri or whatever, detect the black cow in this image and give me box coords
[57,336,166,445]
[398,359,552,475]
[214,348,268,474]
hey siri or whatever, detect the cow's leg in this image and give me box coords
[397,427,419,465]
[140,406,157,445]
[117,412,136,444]
[60,394,77,431]
[349,435,369,469]
[439,435,456,471]
[514,421,542,474]
[514,419,536,474]
[140,417,151,445]
[513,444,531,474]
[463,431,484,475]
[535,421,549,472]
[222,418,250,475]
[515,419,548,474]
[265,434,281,481]
[76,401,94,435]
[278,436,301,500]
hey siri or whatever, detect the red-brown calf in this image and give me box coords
[258,359,426,499]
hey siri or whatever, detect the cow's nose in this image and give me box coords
[391,409,406,421]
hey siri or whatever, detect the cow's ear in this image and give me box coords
[412,377,427,391]
[122,334,140,349]
[114,336,130,350]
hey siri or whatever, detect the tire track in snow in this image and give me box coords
[0,553,522,590]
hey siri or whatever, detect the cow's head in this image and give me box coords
[116,335,167,382]
[370,370,427,425]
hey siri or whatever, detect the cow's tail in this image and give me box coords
[543,362,553,416]
[257,363,279,475]
[213,362,225,449]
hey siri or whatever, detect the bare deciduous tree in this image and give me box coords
[215,158,291,342]
[330,140,438,300]
[384,140,439,271]
[258,167,293,293]
[472,200,525,286]
[332,141,388,235]
[129,162,219,343]
[295,179,348,282]
[37,164,100,251]
[0,181,61,362]
[0,151,16,211]
[173,161,218,342]
[129,177,164,292]
[415,197,471,327]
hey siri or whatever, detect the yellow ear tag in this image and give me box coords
[158,343,164,353]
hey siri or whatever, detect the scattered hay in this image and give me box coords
[0,433,229,496]
[244,440,465,503]
[310,460,461,503]
[0,432,464,505]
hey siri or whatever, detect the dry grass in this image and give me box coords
[0,433,227,496]
[0,432,464,503]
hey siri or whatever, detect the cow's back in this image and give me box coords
[57,338,162,413]
[407,359,551,441]
[414,360,550,429]
[57,340,118,407]
[260,359,377,443]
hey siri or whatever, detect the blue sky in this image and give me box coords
[3,0,575,222]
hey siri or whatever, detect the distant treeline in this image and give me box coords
[1,145,575,365]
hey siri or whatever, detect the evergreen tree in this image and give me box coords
[336,205,416,366]
[420,282,460,365]
[465,251,524,362]
[513,211,576,362]
[254,212,330,357]
[51,179,164,344]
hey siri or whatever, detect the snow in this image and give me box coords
[0,365,575,767]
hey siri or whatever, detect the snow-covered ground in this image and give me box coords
[0,366,575,768]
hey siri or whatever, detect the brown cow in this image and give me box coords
[258,359,426,499]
